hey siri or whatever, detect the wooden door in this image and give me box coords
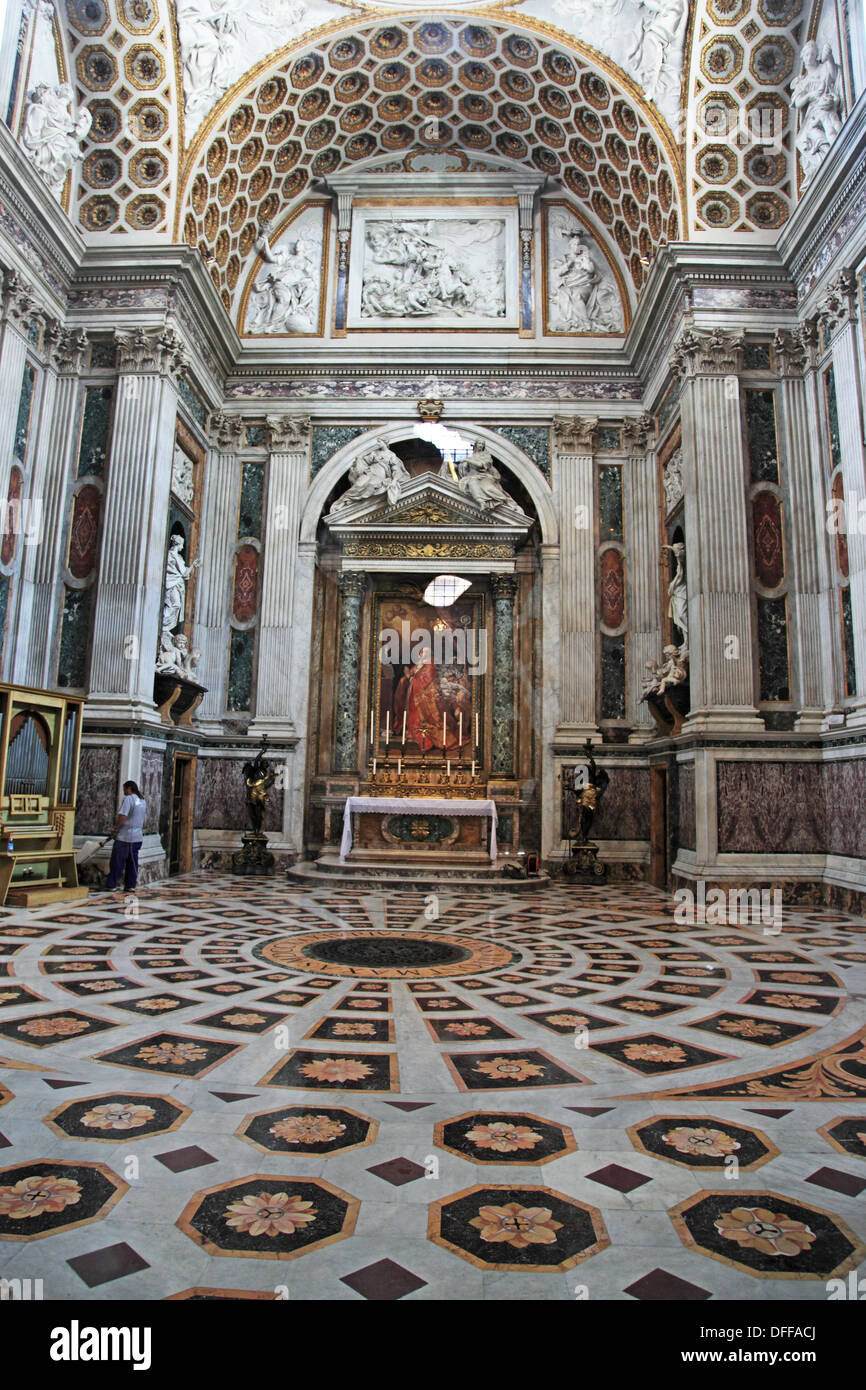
[168,754,195,875]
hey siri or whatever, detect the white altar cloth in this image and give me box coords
[340,796,498,862]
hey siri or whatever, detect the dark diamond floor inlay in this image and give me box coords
[340,1259,428,1300]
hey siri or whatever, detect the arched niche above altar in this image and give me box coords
[320,435,535,570]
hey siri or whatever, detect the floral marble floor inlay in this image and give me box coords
[0,873,864,1300]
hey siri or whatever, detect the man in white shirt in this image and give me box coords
[105,781,147,892]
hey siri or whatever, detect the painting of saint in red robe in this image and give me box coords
[378,599,478,753]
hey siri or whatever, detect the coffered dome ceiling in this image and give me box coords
[57,1,815,320]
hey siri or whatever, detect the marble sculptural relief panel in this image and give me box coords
[347,207,518,330]
[242,203,327,336]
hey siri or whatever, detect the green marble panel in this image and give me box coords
[756,595,789,702]
[245,424,267,448]
[386,814,454,843]
[824,366,842,473]
[491,589,515,774]
[76,385,114,478]
[597,428,622,452]
[13,362,36,466]
[598,464,623,541]
[311,425,366,479]
[89,340,116,369]
[0,575,9,663]
[601,633,626,719]
[334,587,363,771]
[177,375,207,430]
[840,586,857,698]
[492,426,550,482]
[238,462,264,539]
[57,585,93,688]
[657,382,681,436]
[745,389,779,484]
[743,342,772,370]
[227,627,255,711]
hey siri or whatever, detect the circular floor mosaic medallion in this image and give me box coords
[256,930,518,979]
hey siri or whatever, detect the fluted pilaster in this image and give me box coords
[88,357,180,716]
[553,416,597,734]
[774,328,836,723]
[194,442,241,724]
[623,415,660,733]
[673,327,762,729]
[821,276,866,719]
[250,414,310,733]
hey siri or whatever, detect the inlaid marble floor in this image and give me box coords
[1,874,864,1301]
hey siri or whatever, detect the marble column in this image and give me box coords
[774,325,838,726]
[88,326,186,725]
[13,327,89,688]
[249,413,311,738]
[552,416,598,740]
[819,275,866,724]
[623,414,661,738]
[672,327,763,732]
[0,270,39,508]
[333,571,368,772]
[491,573,517,775]
[194,411,245,728]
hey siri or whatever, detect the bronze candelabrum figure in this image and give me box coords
[564,742,610,880]
[232,736,276,875]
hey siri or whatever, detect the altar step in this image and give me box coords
[287,854,550,892]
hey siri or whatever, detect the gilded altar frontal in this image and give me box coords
[0,0,864,1335]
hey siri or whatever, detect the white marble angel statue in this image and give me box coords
[246,220,318,333]
[451,441,524,519]
[791,41,844,186]
[628,0,688,102]
[331,440,410,513]
[662,541,688,652]
[20,83,92,199]
[549,229,621,333]
[178,0,307,124]
[162,534,200,635]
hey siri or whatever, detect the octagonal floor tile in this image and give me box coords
[428,1184,608,1271]
[236,1105,377,1157]
[669,1189,866,1279]
[177,1174,359,1261]
[627,1115,778,1171]
[434,1111,577,1165]
[0,1159,127,1241]
[44,1092,191,1142]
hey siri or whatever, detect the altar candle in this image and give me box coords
[372,758,377,775]
[442,711,446,746]
[385,711,390,745]
[397,756,402,776]
[471,759,476,778]
[401,710,407,744]
[446,759,450,777]
[370,709,374,746]
[458,712,463,746]
[475,712,480,747]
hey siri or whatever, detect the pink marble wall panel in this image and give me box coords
[195,756,283,832]
[717,761,825,854]
[75,745,120,835]
[140,748,165,836]
[592,766,651,840]
[678,762,695,851]
[823,758,866,859]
